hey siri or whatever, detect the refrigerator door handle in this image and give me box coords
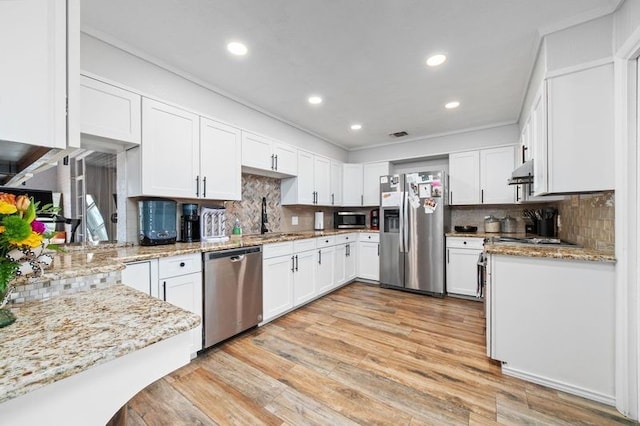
[402,190,409,253]
[398,191,405,253]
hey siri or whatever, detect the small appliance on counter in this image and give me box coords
[370,209,379,230]
[180,203,200,242]
[314,211,324,231]
[138,198,177,246]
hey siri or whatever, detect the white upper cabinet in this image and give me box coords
[134,98,199,198]
[480,146,515,204]
[363,162,390,206]
[241,131,297,177]
[281,151,331,205]
[200,117,242,201]
[449,151,480,205]
[450,147,515,205]
[546,63,614,193]
[330,160,343,206]
[80,75,141,145]
[342,164,364,206]
[0,0,67,148]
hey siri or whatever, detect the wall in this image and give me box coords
[80,33,347,161]
[557,191,614,251]
[391,157,449,175]
[347,124,518,164]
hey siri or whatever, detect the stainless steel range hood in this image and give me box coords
[508,159,534,185]
[0,140,80,186]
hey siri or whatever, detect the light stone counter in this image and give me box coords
[484,241,615,262]
[0,284,200,404]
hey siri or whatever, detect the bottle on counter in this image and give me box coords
[231,219,242,240]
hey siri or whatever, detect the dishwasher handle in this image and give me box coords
[230,255,245,262]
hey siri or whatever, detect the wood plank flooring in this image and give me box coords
[127,283,635,425]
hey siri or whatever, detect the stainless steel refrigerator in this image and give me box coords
[379,171,450,295]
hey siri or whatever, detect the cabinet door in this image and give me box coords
[480,146,515,204]
[333,244,347,286]
[314,155,331,205]
[519,118,531,165]
[316,246,335,294]
[121,261,152,295]
[141,98,199,198]
[292,250,316,306]
[531,86,548,196]
[273,142,298,176]
[449,151,480,205]
[80,75,141,144]
[345,242,357,281]
[241,131,273,171]
[358,242,379,281]
[162,271,203,354]
[446,248,481,297]
[547,64,614,193]
[200,117,241,200]
[342,164,364,206]
[296,150,315,204]
[0,0,66,148]
[363,162,389,206]
[330,161,343,206]
[263,255,294,322]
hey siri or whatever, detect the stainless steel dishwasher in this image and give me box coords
[203,246,263,349]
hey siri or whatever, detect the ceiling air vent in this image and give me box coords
[389,131,408,138]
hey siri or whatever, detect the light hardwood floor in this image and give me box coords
[127,282,635,425]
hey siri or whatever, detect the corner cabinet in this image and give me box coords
[363,162,390,206]
[342,164,364,206]
[127,98,242,201]
[0,0,69,149]
[449,146,515,205]
[330,160,344,206]
[281,151,331,206]
[241,131,297,177]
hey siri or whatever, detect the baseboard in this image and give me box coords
[501,365,616,406]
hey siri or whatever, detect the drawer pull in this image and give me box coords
[179,262,185,267]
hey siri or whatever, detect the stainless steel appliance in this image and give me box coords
[138,198,177,246]
[379,171,450,295]
[334,211,366,229]
[203,246,263,349]
[314,211,324,231]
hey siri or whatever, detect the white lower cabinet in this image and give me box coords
[292,249,316,306]
[121,259,158,297]
[158,254,202,357]
[262,253,295,322]
[488,254,615,403]
[446,237,483,298]
[334,233,357,287]
[358,233,380,281]
[316,245,335,294]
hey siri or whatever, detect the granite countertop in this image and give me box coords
[484,241,616,263]
[446,231,529,239]
[0,284,200,404]
[16,229,379,285]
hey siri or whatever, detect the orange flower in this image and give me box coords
[15,195,30,212]
[0,193,16,205]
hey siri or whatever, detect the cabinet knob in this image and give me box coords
[463,241,467,245]
[179,262,185,267]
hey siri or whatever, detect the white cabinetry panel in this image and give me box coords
[200,117,242,200]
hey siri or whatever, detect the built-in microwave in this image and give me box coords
[334,212,367,229]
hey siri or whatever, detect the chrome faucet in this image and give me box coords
[261,197,269,234]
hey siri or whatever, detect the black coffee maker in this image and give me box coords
[180,203,200,242]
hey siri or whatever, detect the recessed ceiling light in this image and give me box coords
[350,124,362,130]
[308,96,323,105]
[227,42,248,56]
[445,101,460,109]
[426,54,447,67]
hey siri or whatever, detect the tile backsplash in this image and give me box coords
[451,204,553,234]
[557,191,614,251]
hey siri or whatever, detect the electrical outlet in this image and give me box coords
[291,216,298,226]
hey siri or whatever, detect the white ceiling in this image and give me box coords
[81,0,620,151]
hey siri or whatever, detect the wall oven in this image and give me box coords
[334,212,367,229]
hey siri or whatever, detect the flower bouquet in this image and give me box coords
[0,192,60,327]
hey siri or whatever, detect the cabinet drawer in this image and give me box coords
[359,232,380,243]
[335,233,357,244]
[446,237,484,250]
[293,238,316,252]
[158,253,202,279]
[263,241,294,259]
[316,235,336,248]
